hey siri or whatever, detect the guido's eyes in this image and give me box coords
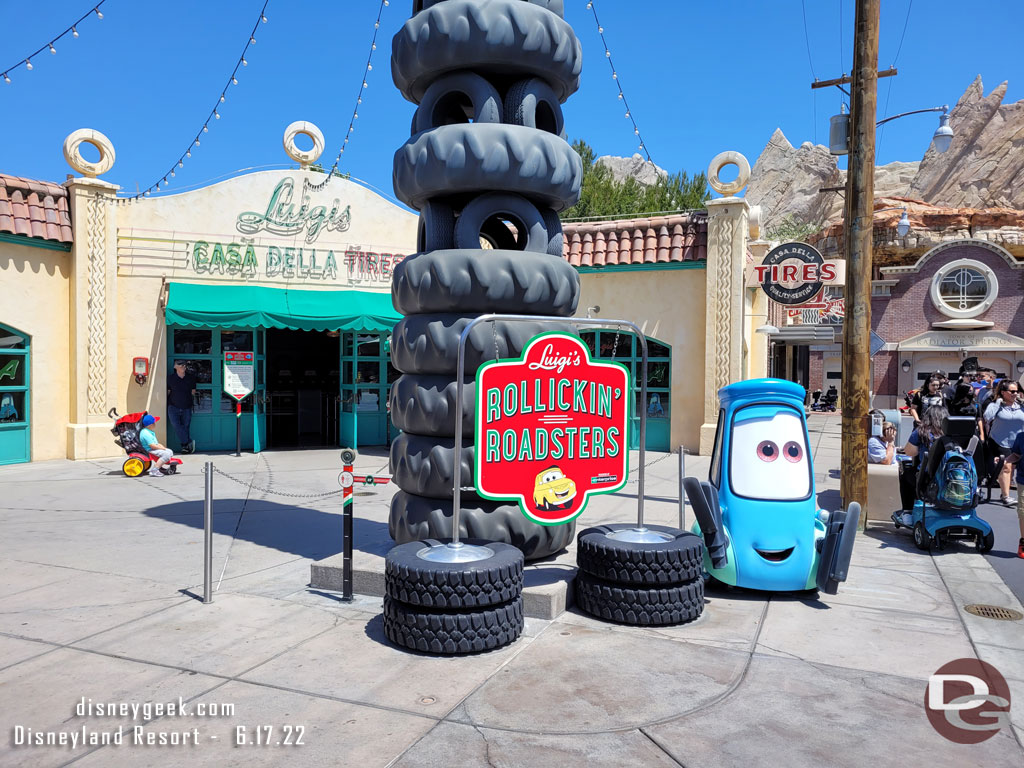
[756,440,779,462]
[783,441,804,463]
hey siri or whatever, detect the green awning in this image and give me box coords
[165,283,401,333]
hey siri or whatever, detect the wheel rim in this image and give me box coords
[124,459,143,476]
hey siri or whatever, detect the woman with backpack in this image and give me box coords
[896,405,949,527]
[983,380,1024,506]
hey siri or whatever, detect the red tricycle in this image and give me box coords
[111,411,183,477]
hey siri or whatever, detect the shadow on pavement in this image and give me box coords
[142,499,390,560]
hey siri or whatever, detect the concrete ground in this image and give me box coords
[0,413,1022,767]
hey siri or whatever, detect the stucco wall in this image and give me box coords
[574,266,708,452]
[0,239,70,460]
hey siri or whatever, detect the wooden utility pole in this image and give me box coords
[840,0,879,515]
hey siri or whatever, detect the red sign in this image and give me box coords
[474,333,630,526]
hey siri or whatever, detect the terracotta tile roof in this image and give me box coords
[561,212,707,268]
[0,173,73,244]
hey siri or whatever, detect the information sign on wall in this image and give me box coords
[474,333,630,526]
[223,352,255,401]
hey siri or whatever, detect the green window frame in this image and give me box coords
[579,330,671,451]
[0,322,31,464]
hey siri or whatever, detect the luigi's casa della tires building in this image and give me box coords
[2,127,784,466]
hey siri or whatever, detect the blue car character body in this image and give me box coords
[686,378,859,593]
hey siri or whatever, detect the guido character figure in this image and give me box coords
[684,378,860,594]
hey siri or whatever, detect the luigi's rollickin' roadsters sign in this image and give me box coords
[474,333,630,526]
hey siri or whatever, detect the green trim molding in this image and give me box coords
[0,232,72,252]
[575,261,705,274]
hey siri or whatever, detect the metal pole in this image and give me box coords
[636,333,648,529]
[840,0,879,524]
[235,400,242,457]
[342,460,353,601]
[678,447,686,531]
[203,461,213,604]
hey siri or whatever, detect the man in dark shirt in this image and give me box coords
[167,361,198,453]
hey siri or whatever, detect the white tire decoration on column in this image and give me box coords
[393,0,579,103]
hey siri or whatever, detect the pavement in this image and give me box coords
[0,413,1022,767]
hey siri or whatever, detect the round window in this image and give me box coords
[929,259,998,319]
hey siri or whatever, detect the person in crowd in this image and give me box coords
[138,414,174,478]
[909,375,947,423]
[896,405,949,526]
[167,360,197,454]
[867,413,897,465]
[976,369,997,410]
[984,380,1024,505]
[999,433,1024,559]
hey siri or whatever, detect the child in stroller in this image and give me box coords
[111,411,182,477]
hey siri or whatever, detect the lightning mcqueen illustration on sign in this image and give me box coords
[684,378,860,594]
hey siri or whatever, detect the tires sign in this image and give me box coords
[223,352,255,401]
[474,333,630,526]
[748,242,844,306]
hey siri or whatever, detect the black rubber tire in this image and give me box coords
[454,193,549,253]
[390,374,476,437]
[391,432,477,498]
[392,124,583,212]
[413,0,564,17]
[574,571,704,626]
[979,531,995,553]
[390,313,576,375]
[382,594,524,655]
[576,524,705,586]
[384,538,523,608]
[390,490,574,560]
[412,71,503,134]
[504,77,565,137]
[541,207,564,257]
[393,0,579,104]
[391,248,580,316]
[416,199,456,253]
[913,521,931,551]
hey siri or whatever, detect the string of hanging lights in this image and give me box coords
[305,0,390,192]
[584,0,653,163]
[1,2,108,85]
[132,0,270,199]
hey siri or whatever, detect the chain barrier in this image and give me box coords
[202,464,345,499]
[627,449,675,477]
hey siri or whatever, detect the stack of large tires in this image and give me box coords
[383,539,525,654]
[574,524,706,625]
[388,0,584,562]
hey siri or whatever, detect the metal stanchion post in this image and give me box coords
[678,447,686,531]
[339,449,357,602]
[203,461,213,604]
[235,400,242,457]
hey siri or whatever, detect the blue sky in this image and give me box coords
[1,0,1020,209]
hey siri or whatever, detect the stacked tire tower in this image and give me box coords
[574,525,707,625]
[383,0,583,653]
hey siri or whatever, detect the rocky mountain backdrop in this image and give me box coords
[745,77,1024,229]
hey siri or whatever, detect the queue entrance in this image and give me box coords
[266,329,341,448]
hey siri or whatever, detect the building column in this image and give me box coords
[699,195,750,454]
[746,238,772,380]
[63,130,120,459]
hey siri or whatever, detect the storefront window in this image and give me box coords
[194,390,214,414]
[0,391,24,423]
[0,354,26,387]
[173,329,212,355]
[357,335,380,357]
[221,330,253,351]
[173,358,213,384]
[0,323,30,465]
[357,360,380,384]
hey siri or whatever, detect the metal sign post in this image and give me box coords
[203,461,213,604]
[419,313,664,566]
[338,448,358,601]
[223,351,254,457]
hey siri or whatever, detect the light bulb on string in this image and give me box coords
[261,14,267,22]
[194,138,200,146]
[186,150,191,157]
[357,98,362,104]
[49,44,56,55]
[241,58,247,66]
[612,72,617,79]
[605,51,611,58]
[232,77,238,85]
[598,26,603,33]
[2,74,10,84]
[363,81,368,88]
[372,44,376,50]
[374,22,379,28]
[214,112,220,119]
[250,36,256,44]
[72,26,78,37]
[219,95,225,102]
[25,59,33,70]
[617,93,623,99]
[202,125,208,133]
[95,9,103,19]
[367,64,373,71]
[178,161,183,168]
[625,111,630,118]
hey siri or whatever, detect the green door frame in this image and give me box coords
[0,322,30,465]
[339,331,397,450]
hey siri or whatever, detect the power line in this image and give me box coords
[878,0,915,157]
[306,0,390,192]
[801,0,819,145]
[131,0,270,199]
[585,0,653,163]
[1,2,108,85]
